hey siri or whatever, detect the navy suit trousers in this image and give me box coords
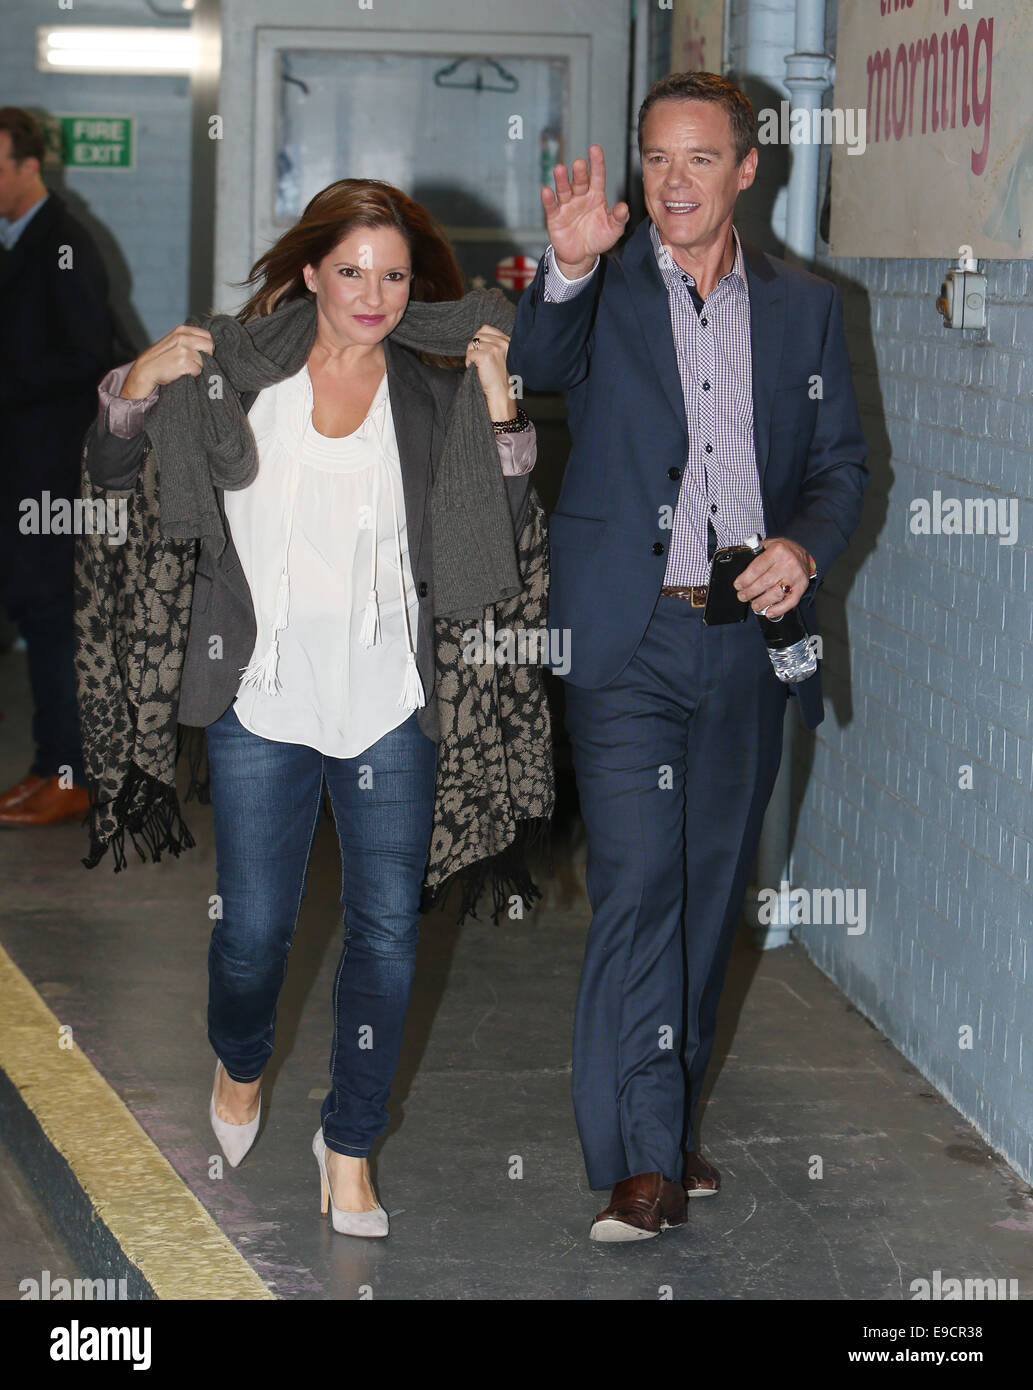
[563,594,787,1189]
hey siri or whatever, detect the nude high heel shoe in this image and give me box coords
[312,1128,389,1237]
[209,1060,261,1167]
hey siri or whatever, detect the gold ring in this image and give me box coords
[778,580,791,596]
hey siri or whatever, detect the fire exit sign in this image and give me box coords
[43,115,134,169]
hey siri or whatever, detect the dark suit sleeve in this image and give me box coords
[0,221,112,410]
[780,285,868,584]
[506,256,602,392]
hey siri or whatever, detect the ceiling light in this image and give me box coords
[37,27,196,75]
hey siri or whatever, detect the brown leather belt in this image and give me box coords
[661,584,708,607]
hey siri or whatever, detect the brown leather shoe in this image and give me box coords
[0,777,90,827]
[0,772,46,812]
[682,1150,721,1197]
[589,1171,687,1242]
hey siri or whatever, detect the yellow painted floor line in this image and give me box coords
[0,944,274,1300]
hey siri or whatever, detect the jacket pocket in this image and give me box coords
[548,512,607,555]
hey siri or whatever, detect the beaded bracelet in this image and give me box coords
[491,408,530,435]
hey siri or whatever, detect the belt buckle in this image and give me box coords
[690,586,707,608]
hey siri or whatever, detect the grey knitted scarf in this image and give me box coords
[145,289,521,615]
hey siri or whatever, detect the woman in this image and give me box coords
[80,180,539,1237]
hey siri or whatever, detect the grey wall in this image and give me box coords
[1,0,193,348]
[727,0,1033,1182]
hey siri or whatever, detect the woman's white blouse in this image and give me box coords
[225,365,422,758]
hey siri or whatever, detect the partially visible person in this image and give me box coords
[0,107,112,825]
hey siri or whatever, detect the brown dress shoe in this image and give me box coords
[0,772,46,811]
[0,777,90,827]
[682,1150,721,1197]
[590,1171,688,1242]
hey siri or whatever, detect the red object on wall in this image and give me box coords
[494,255,538,291]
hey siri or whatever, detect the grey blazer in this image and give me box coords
[83,337,532,741]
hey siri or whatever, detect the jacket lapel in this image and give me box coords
[620,219,688,440]
[741,239,784,493]
[383,336,435,570]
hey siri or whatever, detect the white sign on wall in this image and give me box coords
[831,0,1033,258]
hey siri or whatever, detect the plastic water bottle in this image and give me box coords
[743,534,818,684]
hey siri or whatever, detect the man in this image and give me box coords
[0,108,112,825]
[508,72,867,1240]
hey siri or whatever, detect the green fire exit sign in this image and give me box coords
[43,115,134,169]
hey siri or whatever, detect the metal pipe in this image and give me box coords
[783,0,833,263]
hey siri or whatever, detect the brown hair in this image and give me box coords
[236,179,465,326]
[638,72,758,165]
[0,107,47,166]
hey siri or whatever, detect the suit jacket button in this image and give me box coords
[418,580,428,597]
[652,542,665,556]
[668,467,681,480]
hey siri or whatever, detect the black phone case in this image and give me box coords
[702,545,755,625]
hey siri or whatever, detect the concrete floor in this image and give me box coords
[2,648,1032,1300]
[0,1140,84,1301]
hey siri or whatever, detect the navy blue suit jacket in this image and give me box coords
[507,218,868,729]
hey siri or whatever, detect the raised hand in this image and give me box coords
[542,144,630,279]
[464,323,515,421]
[120,324,215,401]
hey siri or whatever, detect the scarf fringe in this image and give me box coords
[421,815,552,925]
[82,760,196,873]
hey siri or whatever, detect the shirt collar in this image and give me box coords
[649,219,746,296]
[0,193,48,251]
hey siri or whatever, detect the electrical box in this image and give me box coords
[936,252,987,330]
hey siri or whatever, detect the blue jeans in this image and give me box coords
[204,705,437,1157]
[10,589,85,784]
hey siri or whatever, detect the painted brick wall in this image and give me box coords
[728,0,1033,1184]
[2,0,191,348]
[798,246,1033,1183]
